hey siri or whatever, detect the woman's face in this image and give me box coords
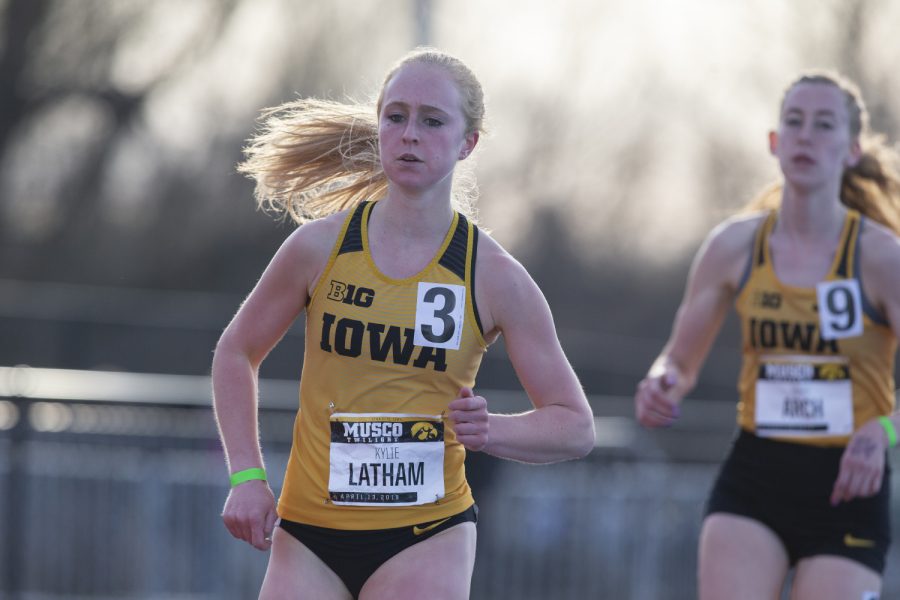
[770,82,860,192]
[377,62,478,196]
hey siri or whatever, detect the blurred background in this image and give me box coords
[1,0,899,598]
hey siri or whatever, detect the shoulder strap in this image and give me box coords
[834,210,861,278]
[437,213,484,336]
[753,211,777,268]
[737,212,775,294]
[336,201,370,255]
[437,213,469,280]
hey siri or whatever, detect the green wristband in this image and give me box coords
[878,416,898,448]
[230,467,267,487]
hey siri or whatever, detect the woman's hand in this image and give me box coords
[830,418,889,506]
[635,370,681,428]
[448,387,489,451]
[222,480,279,551]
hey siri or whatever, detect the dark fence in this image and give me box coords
[1,365,898,599]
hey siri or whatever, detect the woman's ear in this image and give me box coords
[845,138,862,168]
[459,131,479,160]
[768,130,778,156]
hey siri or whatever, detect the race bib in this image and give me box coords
[414,282,465,350]
[328,413,445,506]
[816,279,863,340]
[755,359,853,437]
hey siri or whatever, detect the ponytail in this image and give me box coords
[841,134,900,234]
[237,98,386,224]
[238,48,486,225]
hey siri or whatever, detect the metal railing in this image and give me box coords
[1,365,898,599]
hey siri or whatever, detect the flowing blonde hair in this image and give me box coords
[744,71,900,234]
[238,47,486,224]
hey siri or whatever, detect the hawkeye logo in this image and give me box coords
[411,422,440,441]
[818,364,847,380]
[328,280,375,308]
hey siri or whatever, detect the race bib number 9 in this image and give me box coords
[328,413,445,506]
[816,279,863,340]
[414,282,465,350]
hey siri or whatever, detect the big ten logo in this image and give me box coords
[754,291,782,309]
[327,280,375,308]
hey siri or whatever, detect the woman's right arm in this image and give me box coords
[634,216,758,428]
[212,215,340,550]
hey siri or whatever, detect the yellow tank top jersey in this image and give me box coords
[734,210,896,447]
[278,201,487,529]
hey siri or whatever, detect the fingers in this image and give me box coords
[221,496,250,541]
[256,512,279,551]
[451,418,488,437]
[831,450,855,506]
[221,483,277,551]
[249,505,278,551]
[634,376,680,428]
[448,387,481,412]
[868,473,884,496]
[661,371,678,391]
[265,512,279,541]
[832,466,881,505]
[449,387,488,451]
[831,467,866,506]
[830,440,885,505]
[830,469,859,506]
[453,429,489,451]
[249,511,275,551]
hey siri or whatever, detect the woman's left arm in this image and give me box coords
[448,245,595,463]
[831,226,900,505]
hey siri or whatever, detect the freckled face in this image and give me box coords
[770,82,860,191]
[378,63,476,195]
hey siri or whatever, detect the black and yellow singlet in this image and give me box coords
[734,209,897,447]
[277,201,487,529]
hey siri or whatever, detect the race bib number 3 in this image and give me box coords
[414,282,465,350]
[328,413,445,506]
[755,361,853,437]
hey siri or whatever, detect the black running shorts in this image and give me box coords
[705,429,891,573]
[279,503,478,598]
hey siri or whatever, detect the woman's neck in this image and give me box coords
[375,188,455,240]
[777,185,846,241]
[364,191,455,280]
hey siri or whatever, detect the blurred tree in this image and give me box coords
[0,0,898,388]
[0,0,403,292]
